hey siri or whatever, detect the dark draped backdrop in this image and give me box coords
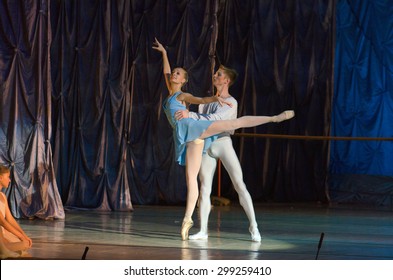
[0,0,64,219]
[4,0,390,219]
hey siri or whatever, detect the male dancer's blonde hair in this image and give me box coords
[219,65,238,86]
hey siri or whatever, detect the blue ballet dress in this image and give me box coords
[163,91,217,166]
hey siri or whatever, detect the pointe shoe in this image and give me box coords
[181,219,194,240]
[189,231,208,240]
[249,226,262,242]
[272,110,295,123]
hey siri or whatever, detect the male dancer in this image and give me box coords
[174,65,261,242]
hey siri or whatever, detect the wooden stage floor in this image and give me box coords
[8,202,393,260]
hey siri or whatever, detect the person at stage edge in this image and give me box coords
[0,164,32,259]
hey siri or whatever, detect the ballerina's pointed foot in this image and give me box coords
[273,110,295,123]
[181,219,194,240]
[189,231,208,240]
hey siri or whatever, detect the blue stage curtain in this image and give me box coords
[331,0,393,176]
[329,0,393,206]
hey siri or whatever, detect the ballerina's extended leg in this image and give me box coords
[200,110,295,139]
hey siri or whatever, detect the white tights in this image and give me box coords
[198,137,258,233]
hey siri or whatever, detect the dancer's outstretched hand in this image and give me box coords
[152,38,166,53]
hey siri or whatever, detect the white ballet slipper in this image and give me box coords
[249,226,262,242]
[189,231,208,240]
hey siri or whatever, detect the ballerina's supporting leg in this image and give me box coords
[188,154,216,240]
[181,140,204,240]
